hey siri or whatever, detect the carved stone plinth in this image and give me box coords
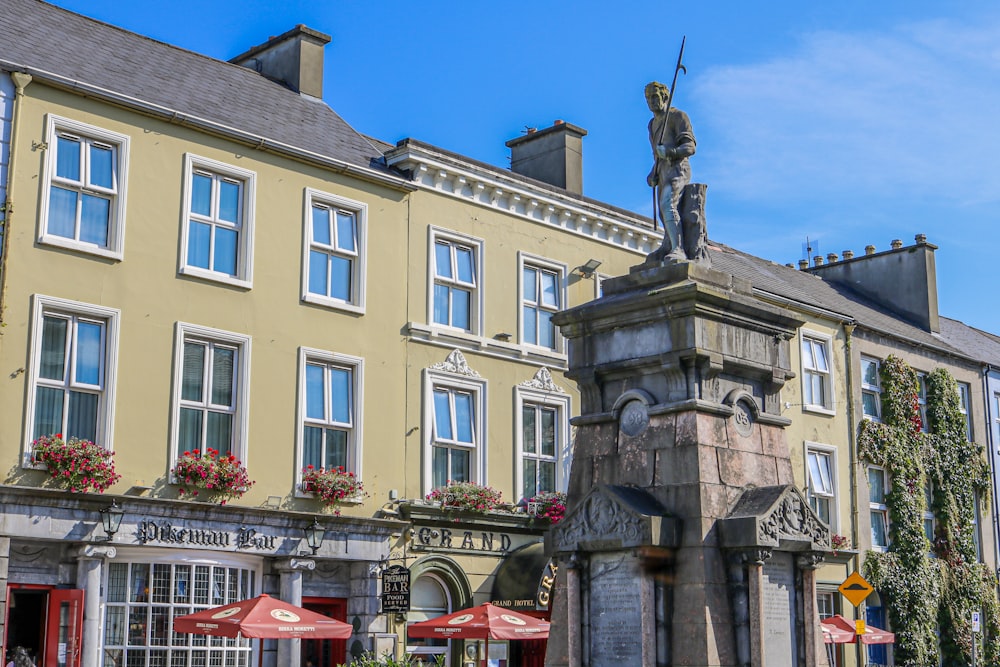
[546,262,830,667]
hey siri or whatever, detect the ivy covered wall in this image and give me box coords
[858,355,999,666]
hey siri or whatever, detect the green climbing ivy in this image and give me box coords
[858,355,999,666]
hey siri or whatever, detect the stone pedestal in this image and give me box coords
[546,261,830,667]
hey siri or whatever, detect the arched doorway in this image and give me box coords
[406,557,472,667]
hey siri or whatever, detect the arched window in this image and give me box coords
[407,573,452,665]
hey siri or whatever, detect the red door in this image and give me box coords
[43,590,84,667]
[301,598,348,667]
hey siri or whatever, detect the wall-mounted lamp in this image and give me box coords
[304,518,325,555]
[576,258,602,278]
[100,501,125,540]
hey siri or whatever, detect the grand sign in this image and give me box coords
[136,520,279,551]
[411,526,512,554]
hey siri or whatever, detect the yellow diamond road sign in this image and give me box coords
[839,572,874,607]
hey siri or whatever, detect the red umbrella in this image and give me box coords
[173,594,352,639]
[820,615,894,645]
[407,602,549,641]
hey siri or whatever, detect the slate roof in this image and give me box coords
[707,241,980,362]
[0,0,392,176]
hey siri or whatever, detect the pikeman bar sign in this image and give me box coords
[381,565,411,613]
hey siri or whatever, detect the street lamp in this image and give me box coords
[100,501,124,540]
[304,519,325,555]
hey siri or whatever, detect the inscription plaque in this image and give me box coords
[761,551,797,667]
[588,553,642,666]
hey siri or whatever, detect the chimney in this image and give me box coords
[798,259,809,270]
[827,253,839,264]
[806,236,940,332]
[813,255,824,266]
[506,120,587,194]
[842,250,854,260]
[230,25,331,98]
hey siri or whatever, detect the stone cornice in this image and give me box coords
[386,144,659,256]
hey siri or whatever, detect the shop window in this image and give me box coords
[103,558,257,666]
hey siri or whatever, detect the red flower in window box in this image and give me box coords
[172,448,254,504]
[31,434,121,494]
[426,481,504,514]
[301,466,365,515]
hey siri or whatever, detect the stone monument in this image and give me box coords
[542,85,830,667]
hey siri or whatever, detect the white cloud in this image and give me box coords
[691,18,1000,207]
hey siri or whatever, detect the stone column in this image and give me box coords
[75,545,117,667]
[275,558,315,667]
[0,537,9,659]
[565,556,581,667]
[797,553,826,667]
[745,549,770,667]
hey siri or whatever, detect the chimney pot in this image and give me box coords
[827,253,839,263]
[843,249,854,260]
[891,239,903,249]
[865,245,876,256]
[798,259,809,270]
[814,255,824,266]
[915,233,927,244]
[785,263,795,268]
[554,119,564,125]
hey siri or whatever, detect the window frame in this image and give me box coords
[170,322,251,465]
[178,154,256,288]
[23,295,121,464]
[518,253,567,353]
[38,115,130,259]
[515,385,571,502]
[957,382,973,441]
[804,442,837,531]
[427,227,484,335]
[301,188,367,314]
[800,330,834,414]
[296,347,364,488]
[868,465,890,551]
[422,369,486,493]
[916,373,929,432]
[861,356,882,421]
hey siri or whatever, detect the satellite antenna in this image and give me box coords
[802,237,820,265]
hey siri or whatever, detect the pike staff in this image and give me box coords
[652,36,687,230]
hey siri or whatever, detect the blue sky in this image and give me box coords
[50,0,1000,334]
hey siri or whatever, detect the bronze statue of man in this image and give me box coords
[645,81,696,261]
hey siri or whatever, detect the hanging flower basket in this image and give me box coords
[301,466,365,515]
[31,434,121,493]
[172,448,254,504]
[426,481,504,514]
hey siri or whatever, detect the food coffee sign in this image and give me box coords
[381,565,410,613]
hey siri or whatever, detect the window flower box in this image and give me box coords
[172,448,254,504]
[301,466,365,515]
[426,481,504,515]
[31,434,121,493]
[526,491,567,525]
